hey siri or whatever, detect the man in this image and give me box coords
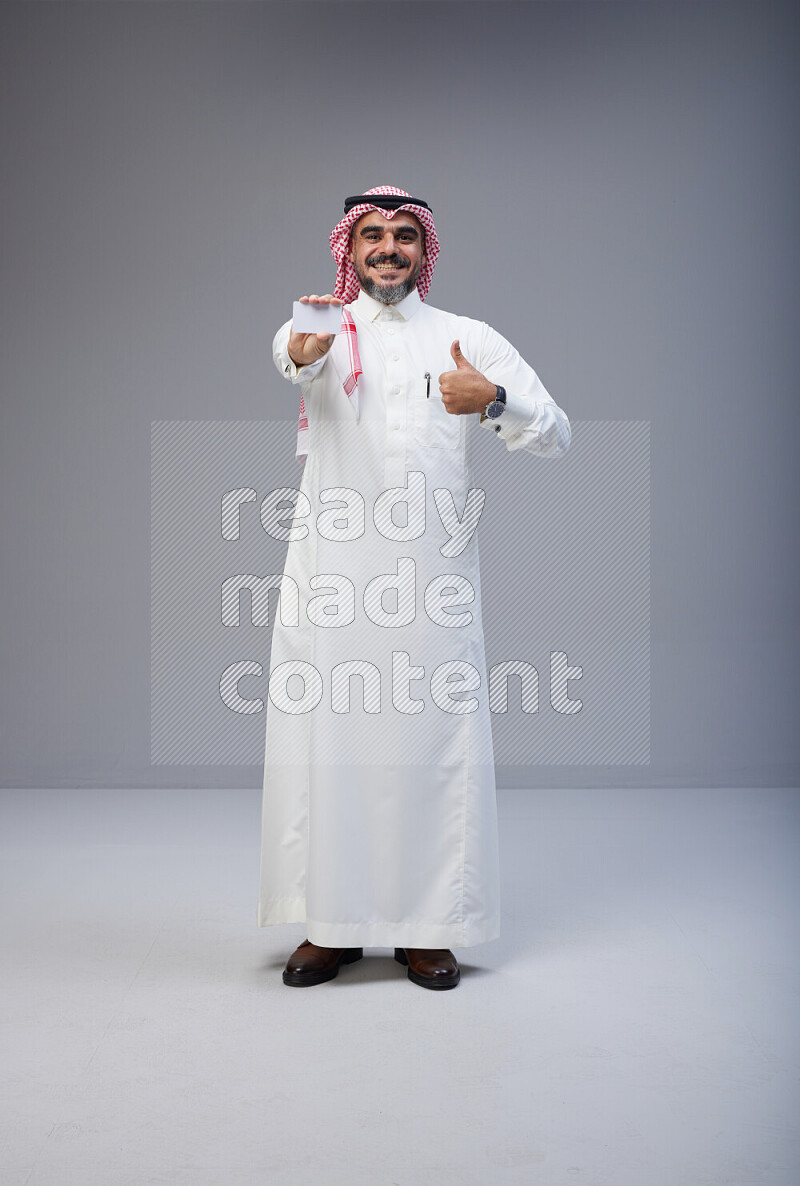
[258,185,570,990]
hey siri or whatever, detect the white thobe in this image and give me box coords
[257,286,570,948]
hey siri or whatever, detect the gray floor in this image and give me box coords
[1,787,798,1186]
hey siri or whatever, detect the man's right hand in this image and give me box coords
[287,295,342,368]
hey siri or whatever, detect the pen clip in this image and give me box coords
[424,371,430,398]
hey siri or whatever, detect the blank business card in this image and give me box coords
[292,301,343,335]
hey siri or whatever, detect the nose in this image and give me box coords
[380,232,403,256]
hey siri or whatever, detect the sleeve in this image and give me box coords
[272,318,333,385]
[474,320,571,457]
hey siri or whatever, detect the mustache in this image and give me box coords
[366,254,409,268]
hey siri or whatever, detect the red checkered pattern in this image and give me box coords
[339,305,363,396]
[329,185,440,305]
[295,186,440,464]
[294,305,361,463]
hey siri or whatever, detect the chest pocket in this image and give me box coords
[413,378,464,450]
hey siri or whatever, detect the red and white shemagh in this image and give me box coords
[295,185,440,464]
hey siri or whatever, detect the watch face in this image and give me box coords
[487,401,504,418]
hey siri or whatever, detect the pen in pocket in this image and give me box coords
[424,371,430,398]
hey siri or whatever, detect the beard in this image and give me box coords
[354,252,423,305]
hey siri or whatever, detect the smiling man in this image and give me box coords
[258,185,571,991]
[350,208,426,304]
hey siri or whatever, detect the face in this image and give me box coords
[348,210,426,304]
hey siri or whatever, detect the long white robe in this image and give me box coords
[257,286,570,948]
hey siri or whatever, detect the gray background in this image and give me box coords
[1,0,797,789]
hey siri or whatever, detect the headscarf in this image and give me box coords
[295,186,440,464]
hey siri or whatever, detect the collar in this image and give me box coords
[351,286,423,323]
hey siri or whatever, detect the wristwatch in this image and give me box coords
[481,385,507,430]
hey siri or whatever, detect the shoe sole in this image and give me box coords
[393,947,460,990]
[282,947,363,987]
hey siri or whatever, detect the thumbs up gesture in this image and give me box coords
[438,340,497,415]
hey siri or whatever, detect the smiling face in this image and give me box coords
[348,209,426,305]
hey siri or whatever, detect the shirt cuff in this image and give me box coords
[276,344,330,385]
[479,389,534,438]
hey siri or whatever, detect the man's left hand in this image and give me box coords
[438,340,497,415]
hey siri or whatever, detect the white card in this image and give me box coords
[291,301,343,335]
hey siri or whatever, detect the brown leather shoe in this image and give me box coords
[394,947,460,990]
[282,939,364,987]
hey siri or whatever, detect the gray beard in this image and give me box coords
[360,275,415,305]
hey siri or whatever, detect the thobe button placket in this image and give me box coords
[377,310,408,486]
[384,399,406,484]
